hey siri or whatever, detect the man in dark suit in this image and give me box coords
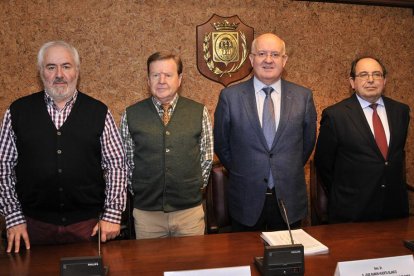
[315,57,410,223]
[214,33,317,231]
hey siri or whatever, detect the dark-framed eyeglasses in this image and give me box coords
[354,71,384,80]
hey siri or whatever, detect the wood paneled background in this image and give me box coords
[1,0,413,220]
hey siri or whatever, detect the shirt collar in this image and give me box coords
[253,77,281,95]
[44,90,78,109]
[152,94,179,111]
[355,93,384,109]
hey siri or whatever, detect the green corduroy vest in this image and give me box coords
[126,97,204,212]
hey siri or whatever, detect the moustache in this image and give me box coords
[53,77,67,84]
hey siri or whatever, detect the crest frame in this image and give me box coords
[196,14,254,87]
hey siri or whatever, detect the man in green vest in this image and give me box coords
[120,52,214,239]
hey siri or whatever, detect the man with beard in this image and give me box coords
[0,41,127,253]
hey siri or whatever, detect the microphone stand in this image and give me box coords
[253,198,305,276]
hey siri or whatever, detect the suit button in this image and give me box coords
[381,185,386,188]
[264,178,268,183]
[385,161,389,166]
[269,154,273,158]
[61,217,66,222]
[166,131,170,135]
[166,148,170,153]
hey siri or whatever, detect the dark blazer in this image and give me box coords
[315,94,410,223]
[214,78,317,226]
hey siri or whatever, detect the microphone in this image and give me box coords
[254,198,305,276]
[278,199,294,245]
[60,219,107,276]
[98,220,101,256]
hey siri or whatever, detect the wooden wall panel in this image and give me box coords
[1,0,413,219]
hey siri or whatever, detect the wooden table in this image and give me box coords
[1,217,413,275]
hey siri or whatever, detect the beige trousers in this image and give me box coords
[133,204,205,239]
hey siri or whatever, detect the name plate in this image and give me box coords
[334,255,414,276]
[164,265,251,276]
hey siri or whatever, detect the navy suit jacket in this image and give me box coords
[214,78,317,226]
[315,94,410,223]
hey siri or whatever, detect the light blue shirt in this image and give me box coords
[253,77,282,131]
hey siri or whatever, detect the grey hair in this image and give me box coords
[37,41,80,70]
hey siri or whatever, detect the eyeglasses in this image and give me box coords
[251,51,285,60]
[354,72,384,80]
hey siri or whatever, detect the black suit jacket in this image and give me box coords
[315,94,410,223]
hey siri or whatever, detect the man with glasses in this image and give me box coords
[315,57,410,223]
[214,33,317,231]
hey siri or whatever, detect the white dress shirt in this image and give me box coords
[356,94,390,145]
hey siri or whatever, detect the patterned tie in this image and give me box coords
[262,87,276,149]
[262,87,275,189]
[370,103,388,159]
[162,104,172,125]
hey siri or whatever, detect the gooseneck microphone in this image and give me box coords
[278,199,294,245]
[60,219,106,276]
[98,220,101,257]
[254,197,305,276]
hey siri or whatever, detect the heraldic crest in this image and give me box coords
[196,14,254,87]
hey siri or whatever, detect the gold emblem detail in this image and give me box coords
[203,20,248,77]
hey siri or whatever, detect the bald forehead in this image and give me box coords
[252,33,285,53]
[355,58,383,73]
[43,46,76,65]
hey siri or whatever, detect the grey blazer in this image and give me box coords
[214,77,317,226]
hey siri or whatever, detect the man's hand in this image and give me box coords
[91,220,120,242]
[6,223,31,253]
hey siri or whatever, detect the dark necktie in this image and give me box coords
[262,87,275,189]
[162,104,172,125]
[370,103,388,159]
[262,87,275,149]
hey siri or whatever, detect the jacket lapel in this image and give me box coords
[383,97,398,157]
[272,80,292,148]
[346,94,385,159]
[240,78,269,149]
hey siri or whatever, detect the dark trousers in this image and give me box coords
[231,188,301,232]
[26,216,98,245]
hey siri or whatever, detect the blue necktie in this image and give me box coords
[262,87,275,148]
[262,87,275,189]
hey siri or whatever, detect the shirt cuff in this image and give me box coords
[5,211,26,229]
[101,208,122,225]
